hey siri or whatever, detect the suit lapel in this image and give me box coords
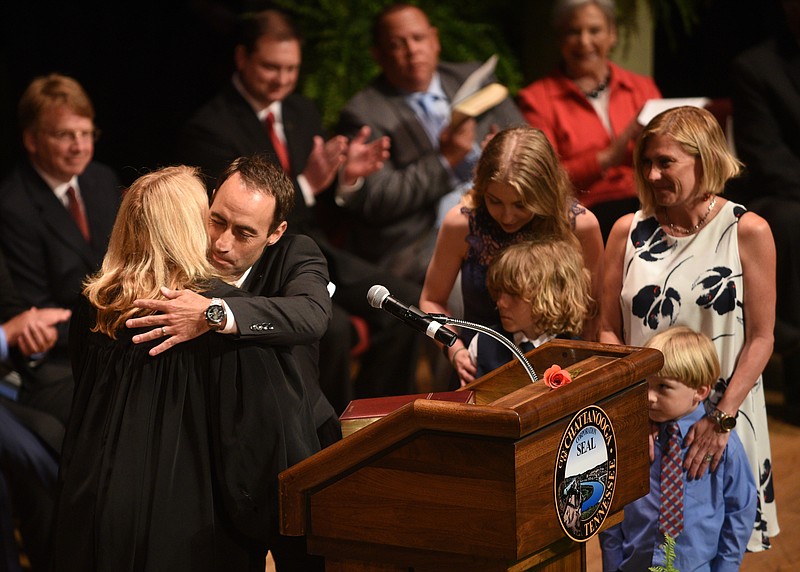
[78,169,115,257]
[377,77,435,155]
[282,101,303,174]
[224,86,275,158]
[242,240,283,296]
[280,95,321,177]
[24,167,97,266]
[440,70,461,102]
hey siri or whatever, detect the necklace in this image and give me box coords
[663,195,717,235]
[583,75,610,99]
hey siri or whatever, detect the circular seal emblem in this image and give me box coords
[554,405,617,542]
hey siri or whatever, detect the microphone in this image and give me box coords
[367,285,457,347]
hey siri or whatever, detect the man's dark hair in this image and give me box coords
[371,3,425,47]
[214,154,295,233]
[236,8,302,53]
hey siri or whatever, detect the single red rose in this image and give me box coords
[543,364,573,389]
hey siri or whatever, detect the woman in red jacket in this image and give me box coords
[517,0,661,241]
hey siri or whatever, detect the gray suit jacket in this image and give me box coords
[336,61,524,280]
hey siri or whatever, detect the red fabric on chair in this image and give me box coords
[349,316,371,358]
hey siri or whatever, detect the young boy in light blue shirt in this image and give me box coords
[600,326,756,571]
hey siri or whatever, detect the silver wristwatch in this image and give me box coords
[204,298,226,330]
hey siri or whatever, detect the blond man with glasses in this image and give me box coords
[0,73,122,428]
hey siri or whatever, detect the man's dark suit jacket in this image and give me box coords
[732,34,800,203]
[0,160,122,345]
[336,61,525,279]
[179,85,322,229]
[225,234,337,435]
[0,246,64,451]
[201,218,334,570]
[0,160,122,424]
[0,250,24,325]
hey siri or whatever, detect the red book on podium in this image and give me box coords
[340,391,476,437]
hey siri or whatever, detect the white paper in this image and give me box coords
[451,54,498,107]
[637,97,711,126]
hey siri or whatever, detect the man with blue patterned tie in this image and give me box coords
[336,3,524,284]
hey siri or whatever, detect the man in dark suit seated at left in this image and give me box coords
[0,247,70,572]
[0,74,123,427]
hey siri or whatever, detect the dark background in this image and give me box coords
[0,0,781,186]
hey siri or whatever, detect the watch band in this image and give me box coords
[709,408,736,432]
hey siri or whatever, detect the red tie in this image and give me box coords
[658,421,684,538]
[66,186,91,242]
[265,112,291,174]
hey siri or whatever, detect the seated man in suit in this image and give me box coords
[0,74,122,426]
[336,3,525,284]
[178,9,423,405]
[0,249,70,572]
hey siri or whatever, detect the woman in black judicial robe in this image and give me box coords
[52,166,319,572]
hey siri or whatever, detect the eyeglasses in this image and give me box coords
[43,129,101,144]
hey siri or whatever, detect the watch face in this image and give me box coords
[713,410,736,431]
[206,304,225,324]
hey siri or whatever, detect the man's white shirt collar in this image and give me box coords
[32,165,80,207]
[232,73,282,122]
[513,331,555,349]
[402,72,445,99]
[233,266,253,289]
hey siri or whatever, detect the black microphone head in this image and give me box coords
[367,284,390,309]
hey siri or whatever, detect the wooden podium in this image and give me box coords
[279,340,662,571]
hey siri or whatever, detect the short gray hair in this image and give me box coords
[551,0,616,30]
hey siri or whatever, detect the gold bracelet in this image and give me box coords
[451,347,468,369]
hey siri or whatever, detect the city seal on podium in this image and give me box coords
[554,404,617,542]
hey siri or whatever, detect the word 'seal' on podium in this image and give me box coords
[279,340,663,571]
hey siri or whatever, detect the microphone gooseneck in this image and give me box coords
[440,316,538,383]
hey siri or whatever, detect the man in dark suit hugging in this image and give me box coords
[127,154,335,571]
